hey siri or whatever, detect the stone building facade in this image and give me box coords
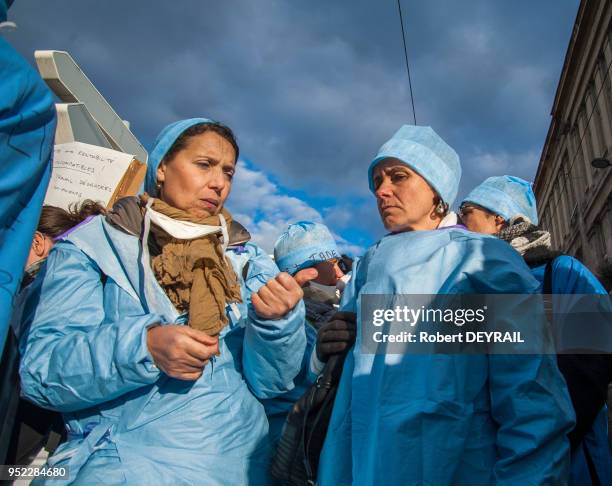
[534,0,612,273]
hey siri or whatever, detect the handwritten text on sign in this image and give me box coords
[44,142,135,210]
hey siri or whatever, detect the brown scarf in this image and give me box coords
[141,194,242,336]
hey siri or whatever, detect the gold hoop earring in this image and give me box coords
[435,200,447,216]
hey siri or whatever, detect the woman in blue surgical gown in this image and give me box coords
[461,175,612,485]
[317,125,575,485]
[19,118,307,485]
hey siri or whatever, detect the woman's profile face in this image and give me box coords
[157,131,236,218]
[460,204,505,235]
[372,158,439,233]
[313,259,345,286]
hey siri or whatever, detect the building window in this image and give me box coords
[569,126,586,193]
[588,223,606,261]
[602,207,612,256]
[561,150,576,204]
[588,90,608,159]
[596,57,612,152]
[602,40,612,118]
[557,171,570,239]
[552,197,563,248]
[573,118,592,187]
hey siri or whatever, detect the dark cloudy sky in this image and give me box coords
[6,0,579,254]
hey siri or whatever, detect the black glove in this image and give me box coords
[316,311,356,362]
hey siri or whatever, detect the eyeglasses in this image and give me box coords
[458,204,475,217]
[459,204,502,220]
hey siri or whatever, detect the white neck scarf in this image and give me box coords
[145,201,229,251]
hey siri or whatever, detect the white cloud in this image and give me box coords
[450,25,493,55]
[324,205,353,229]
[455,147,541,206]
[334,233,366,258]
[466,148,540,180]
[227,161,368,256]
[226,161,324,252]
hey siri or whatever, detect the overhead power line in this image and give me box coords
[396,0,417,125]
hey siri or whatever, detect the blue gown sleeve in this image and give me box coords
[489,353,575,484]
[474,240,575,484]
[551,255,608,295]
[19,242,161,412]
[240,243,307,399]
[550,256,612,454]
[0,36,56,353]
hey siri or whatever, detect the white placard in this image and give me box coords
[44,142,135,210]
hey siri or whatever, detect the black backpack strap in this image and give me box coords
[543,255,603,486]
[583,442,602,486]
[543,258,554,296]
[541,258,556,324]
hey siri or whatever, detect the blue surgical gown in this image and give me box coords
[318,227,575,485]
[0,34,56,354]
[19,215,306,485]
[532,255,612,485]
[261,323,317,447]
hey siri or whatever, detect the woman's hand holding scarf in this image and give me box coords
[252,268,318,320]
[147,325,220,381]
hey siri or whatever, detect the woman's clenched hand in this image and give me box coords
[147,325,219,380]
[251,268,318,320]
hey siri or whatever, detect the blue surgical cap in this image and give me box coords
[368,125,462,206]
[274,222,340,275]
[144,118,213,196]
[462,175,539,224]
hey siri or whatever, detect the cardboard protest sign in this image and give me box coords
[44,142,145,210]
